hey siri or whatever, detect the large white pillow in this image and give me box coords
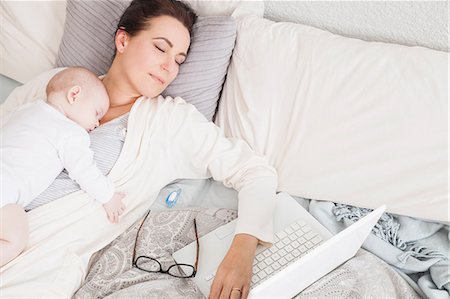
[215,15,448,222]
[0,0,262,84]
[0,1,66,83]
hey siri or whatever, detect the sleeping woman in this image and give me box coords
[3,1,278,299]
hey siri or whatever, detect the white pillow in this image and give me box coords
[215,15,449,222]
[0,1,66,83]
[185,0,264,17]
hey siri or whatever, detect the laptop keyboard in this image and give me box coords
[251,219,324,287]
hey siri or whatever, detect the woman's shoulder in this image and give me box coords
[155,95,187,106]
[139,95,196,114]
[158,95,206,120]
[134,95,208,126]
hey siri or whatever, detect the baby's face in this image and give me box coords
[68,85,110,132]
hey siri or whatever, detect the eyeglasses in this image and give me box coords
[132,209,199,278]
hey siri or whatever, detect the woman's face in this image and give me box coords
[116,15,191,98]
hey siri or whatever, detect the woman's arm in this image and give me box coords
[209,177,277,299]
[168,98,278,298]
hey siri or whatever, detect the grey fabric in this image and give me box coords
[308,200,450,299]
[54,0,131,75]
[162,17,236,121]
[55,0,236,121]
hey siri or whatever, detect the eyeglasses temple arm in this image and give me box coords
[194,218,199,271]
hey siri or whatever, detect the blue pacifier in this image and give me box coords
[165,188,182,208]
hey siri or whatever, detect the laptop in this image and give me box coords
[173,192,385,298]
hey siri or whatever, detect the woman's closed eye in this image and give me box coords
[154,44,185,66]
[155,44,166,53]
[175,56,185,65]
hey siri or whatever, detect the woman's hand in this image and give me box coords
[209,234,259,299]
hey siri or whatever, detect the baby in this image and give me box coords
[0,67,126,267]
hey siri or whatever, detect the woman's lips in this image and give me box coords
[149,73,164,85]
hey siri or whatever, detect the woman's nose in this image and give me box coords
[161,59,175,73]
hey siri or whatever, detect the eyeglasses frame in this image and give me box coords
[132,209,199,278]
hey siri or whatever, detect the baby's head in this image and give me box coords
[46,67,109,132]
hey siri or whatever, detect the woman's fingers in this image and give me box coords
[210,272,246,299]
[241,285,250,299]
[230,287,243,299]
[218,284,232,299]
[208,278,222,299]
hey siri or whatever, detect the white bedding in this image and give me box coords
[1,2,447,297]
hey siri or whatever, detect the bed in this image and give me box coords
[0,1,448,298]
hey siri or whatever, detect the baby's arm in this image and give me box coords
[60,133,125,223]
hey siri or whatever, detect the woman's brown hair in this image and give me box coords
[116,0,197,38]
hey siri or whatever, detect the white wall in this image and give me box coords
[264,1,448,52]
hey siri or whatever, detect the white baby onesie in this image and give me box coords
[0,100,114,208]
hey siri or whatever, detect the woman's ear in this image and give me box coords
[115,28,128,54]
[67,85,81,104]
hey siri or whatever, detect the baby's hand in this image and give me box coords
[103,192,126,224]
